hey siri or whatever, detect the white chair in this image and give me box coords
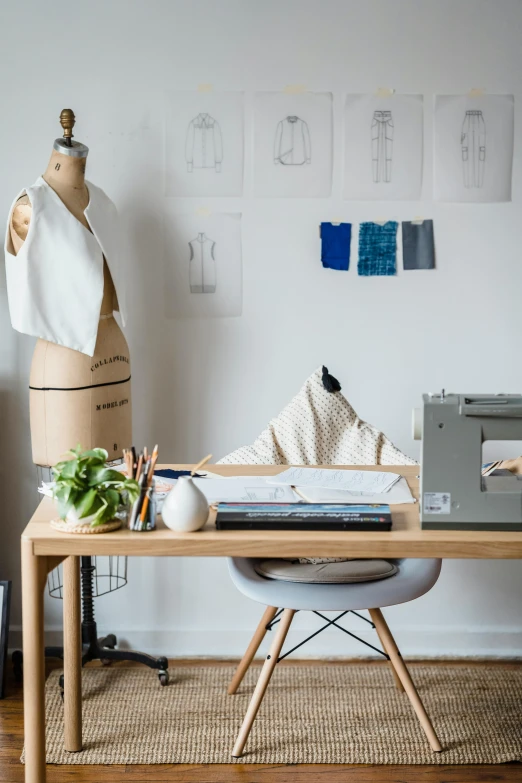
[227,557,443,758]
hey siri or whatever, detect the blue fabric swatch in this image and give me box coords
[320,222,352,271]
[358,221,398,276]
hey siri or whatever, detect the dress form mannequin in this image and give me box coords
[8,110,132,466]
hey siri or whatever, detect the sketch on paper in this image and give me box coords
[185,113,223,173]
[343,94,422,201]
[164,212,241,318]
[267,467,400,494]
[434,94,513,203]
[189,233,216,294]
[371,110,394,183]
[165,92,243,196]
[241,486,286,502]
[461,110,485,188]
[274,116,311,165]
[254,92,332,196]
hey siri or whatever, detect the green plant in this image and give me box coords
[53,446,140,527]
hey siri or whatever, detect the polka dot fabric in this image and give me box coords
[218,367,416,565]
[218,366,416,467]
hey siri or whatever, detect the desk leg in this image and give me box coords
[63,556,82,752]
[21,539,48,783]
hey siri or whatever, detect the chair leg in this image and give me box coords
[228,606,278,695]
[369,608,442,752]
[374,622,405,692]
[232,608,295,758]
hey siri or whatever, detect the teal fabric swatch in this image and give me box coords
[358,221,398,276]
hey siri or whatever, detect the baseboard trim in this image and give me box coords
[8,625,522,659]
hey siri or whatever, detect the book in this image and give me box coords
[215,503,392,531]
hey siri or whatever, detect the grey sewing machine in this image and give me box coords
[419,391,522,530]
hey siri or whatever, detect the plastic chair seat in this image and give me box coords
[228,557,442,611]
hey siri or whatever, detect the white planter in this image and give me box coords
[161,476,209,532]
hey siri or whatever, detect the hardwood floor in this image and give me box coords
[1,659,522,782]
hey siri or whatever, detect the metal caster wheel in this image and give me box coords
[100,634,117,648]
[158,670,169,686]
[100,633,117,664]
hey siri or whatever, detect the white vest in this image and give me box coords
[4,177,126,356]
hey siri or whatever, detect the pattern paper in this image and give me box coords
[254,92,333,197]
[165,92,244,197]
[358,222,398,277]
[320,222,351,271]
[402,220,435,270]
[164,212,242,318]
[267,467,401,494]
[343,94,423,200]
[434,94,514,202]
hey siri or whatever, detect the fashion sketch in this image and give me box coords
[185,113,223,172]
[274,115,311,165]
[241,486,285,501]
[371,110,394,183]
[461,110,485,188]
[189,233,216,293]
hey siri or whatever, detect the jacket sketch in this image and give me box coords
[274,116,311,165]
[189,233,216,293]
[185,113,223,172]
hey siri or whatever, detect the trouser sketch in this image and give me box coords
[371,110,393,183]
[461,110,485,188]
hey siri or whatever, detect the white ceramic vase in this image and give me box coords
[161,476,209,532]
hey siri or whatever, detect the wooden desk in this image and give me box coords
[20,465,522,782]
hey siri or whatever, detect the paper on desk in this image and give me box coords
[192,477,298,503]
[267,467,401,494]
[297,477,415,505]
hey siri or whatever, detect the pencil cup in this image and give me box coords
[128,481,157,532]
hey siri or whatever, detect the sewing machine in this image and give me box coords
[419,391,522,530]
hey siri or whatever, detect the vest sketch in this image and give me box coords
[461,110,486,188]
[274,116,311,165]
[185,113,223,172]
[189,233,217,293]
[371,110,394,183]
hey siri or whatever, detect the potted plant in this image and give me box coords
[52,446,140,533]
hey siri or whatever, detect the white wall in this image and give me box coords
[2,0,522,658]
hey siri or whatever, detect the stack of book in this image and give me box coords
[215,503,392,531]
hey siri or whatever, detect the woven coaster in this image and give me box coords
[49,519,122,534]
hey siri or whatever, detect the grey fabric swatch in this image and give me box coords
[402,220,435,270]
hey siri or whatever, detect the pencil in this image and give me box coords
[140,446,159,527]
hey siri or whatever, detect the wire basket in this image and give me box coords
[36,462,129,600]
[47,555,128,599]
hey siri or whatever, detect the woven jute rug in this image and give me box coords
[29,663,522,764]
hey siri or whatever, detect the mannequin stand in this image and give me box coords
[13,556,170,687]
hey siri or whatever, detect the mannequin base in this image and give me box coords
[12,633,170,688]
[12,556,170,687]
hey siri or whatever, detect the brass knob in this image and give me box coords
[59,109,75,141]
